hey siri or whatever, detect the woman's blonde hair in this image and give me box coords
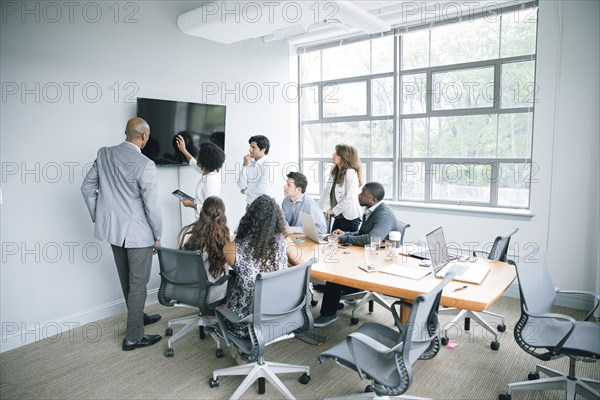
[331,144,363,186]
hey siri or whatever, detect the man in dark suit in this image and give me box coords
[81,117,163,350]
[313,182,399,327]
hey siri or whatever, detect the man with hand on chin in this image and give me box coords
[237,135,275,205]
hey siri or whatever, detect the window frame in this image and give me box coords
[297,3,537,211]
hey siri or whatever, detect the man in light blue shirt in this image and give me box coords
[282,171,327,234]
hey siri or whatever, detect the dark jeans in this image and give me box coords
[319,282,361,316]
[332,217,360,233]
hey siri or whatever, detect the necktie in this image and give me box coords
[363,210,371,222]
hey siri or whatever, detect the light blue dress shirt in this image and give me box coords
[282,194,327,234]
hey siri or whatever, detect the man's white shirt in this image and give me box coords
[237,156,275,204]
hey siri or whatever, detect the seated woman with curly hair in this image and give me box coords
[177,196,231,304]
[223,195,303,339]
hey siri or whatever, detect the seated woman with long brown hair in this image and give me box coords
[177,196,231,304]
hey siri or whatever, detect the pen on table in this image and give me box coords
[453,285,468,292]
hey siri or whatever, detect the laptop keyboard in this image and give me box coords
[446,262,470,276]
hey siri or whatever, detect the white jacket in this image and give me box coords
[318,168,362,221]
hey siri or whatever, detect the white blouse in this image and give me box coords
[188,158,222,217]
[318,168,362,221]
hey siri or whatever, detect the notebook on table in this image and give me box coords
[299,212,328,244]
[426,226,490,284]
[379,263,432,280]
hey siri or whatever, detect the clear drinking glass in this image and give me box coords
[371,236,381,253]
[385,240,397,260]
[364,244,373,266]
[327,233,339,248]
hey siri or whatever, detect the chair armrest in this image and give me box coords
[389,299,414,331]
[523,309,576,353]
[215,307,253,324]
[345,331,402,380]
[346,332,398,355]
[210,274,230,287]
[472,249,489,258]
[555,289,600,321]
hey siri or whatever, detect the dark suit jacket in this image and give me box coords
[340,202,398,247]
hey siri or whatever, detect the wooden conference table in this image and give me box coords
[293,236,516,313]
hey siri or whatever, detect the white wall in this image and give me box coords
[0,1,296,352]
[1,1,598,352]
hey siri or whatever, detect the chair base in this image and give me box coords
[341,291,392,321]
[324,391,431,400]
[212,357,310,400]
[440,308,504,349]
[165,314,221,356]
[503,362,600,400]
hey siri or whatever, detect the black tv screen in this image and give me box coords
[137,97,226,166]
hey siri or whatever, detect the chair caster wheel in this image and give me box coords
[299,373,310,385]
[441,336,449,346]
[165,348,174,357]
[491,341,500,350]
[528,372,540,380]
[199,326,205,339]
[165,327,173,336]
[215,348,224,358]
[209,378,219,388]
[350,317,359,325]
[365,385,374,393]
[310,300,318,307]
[497,323,506,332]
[498,391,511,400]
[337,302,345,310]
[258,377,266,394]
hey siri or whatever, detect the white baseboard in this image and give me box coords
[0,289,158,353]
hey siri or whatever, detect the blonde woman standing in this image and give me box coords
[318,144,363,232]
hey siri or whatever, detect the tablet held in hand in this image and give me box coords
[171,189,194,202]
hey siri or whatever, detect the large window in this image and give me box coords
[298,5,537,209]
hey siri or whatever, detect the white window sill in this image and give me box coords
[387,200,535,219]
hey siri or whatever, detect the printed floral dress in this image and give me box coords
[226,236,288,338]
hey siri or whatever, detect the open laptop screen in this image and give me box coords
[426,226,450,273]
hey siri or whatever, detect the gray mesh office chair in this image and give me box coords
[439,228,518,350]
[498,252,599,400]
[341,220,411,325]
[156,246,229,358]
[210,258,316,400]
[318,272,455,400]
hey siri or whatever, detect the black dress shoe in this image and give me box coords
[122,334,162,351]
[143,313,161,326]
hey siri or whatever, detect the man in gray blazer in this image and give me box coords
[81,117,163,351]
[314,182,399,327]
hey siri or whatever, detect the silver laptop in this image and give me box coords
[426,226,490,284]
[299,212,328,244]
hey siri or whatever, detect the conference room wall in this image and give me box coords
[0,2,296,352]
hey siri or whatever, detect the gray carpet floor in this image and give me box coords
[1,295,598,399]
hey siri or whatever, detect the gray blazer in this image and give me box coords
[81,142,162,248]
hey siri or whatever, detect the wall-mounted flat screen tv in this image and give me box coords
[137,97,226,166]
